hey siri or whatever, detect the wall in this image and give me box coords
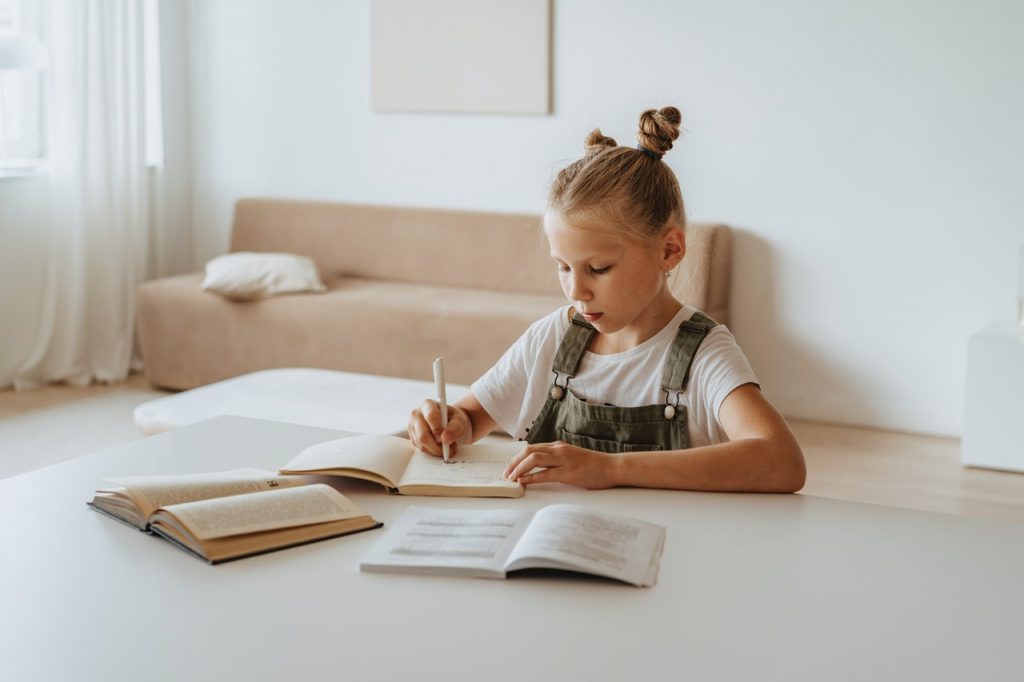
[187,0,1024,436]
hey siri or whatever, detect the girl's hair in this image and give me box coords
[548,107,685,242]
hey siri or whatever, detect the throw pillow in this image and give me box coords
[201,252,327,301]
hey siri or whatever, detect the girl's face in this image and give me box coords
[543,210,685,344]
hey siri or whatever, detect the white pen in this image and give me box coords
[433,357,451,463]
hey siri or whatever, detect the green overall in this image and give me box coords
[524,311,718,453]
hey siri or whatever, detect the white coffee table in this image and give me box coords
[962,321,1024,472]
[3,416,1022,681]
[133,367,470,435]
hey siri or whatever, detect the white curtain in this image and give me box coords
[14,0,189,389]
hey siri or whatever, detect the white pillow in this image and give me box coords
[201,252,327,301]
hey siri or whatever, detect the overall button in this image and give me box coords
[550,386,564,400]
[664,404,676,420]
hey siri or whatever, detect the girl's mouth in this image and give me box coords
[582,312,603,322]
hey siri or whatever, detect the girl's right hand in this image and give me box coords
[408,400,471,457]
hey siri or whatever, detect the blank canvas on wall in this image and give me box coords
[371,0,551,114]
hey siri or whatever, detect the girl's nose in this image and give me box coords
[566,273,591,302]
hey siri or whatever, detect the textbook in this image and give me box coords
[88,468,382,563]
[360,504,666,587]
[279,434,525,498]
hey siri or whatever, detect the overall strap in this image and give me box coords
[552,312,597,378]
[660,311,718,394]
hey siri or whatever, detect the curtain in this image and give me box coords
[13,0,190,389]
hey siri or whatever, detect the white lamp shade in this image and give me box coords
[0,33,48,71]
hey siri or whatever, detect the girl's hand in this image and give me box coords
[502,441,620,490]
[409,400,472,457]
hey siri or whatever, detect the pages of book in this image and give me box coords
[281,435,525,497]
[97,468,304,520]
[396,441,525,494]
[359,506,534,578]
[280,435,414,487]
[155,483,369,540]
[360,504,666,586]
[503,504,666,587]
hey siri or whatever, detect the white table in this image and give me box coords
[2,416,1022,682]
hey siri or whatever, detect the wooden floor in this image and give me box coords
[2,377,1023,523]
[791,421,1024,523]
[0,373,157,419]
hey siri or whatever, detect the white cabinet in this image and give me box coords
[961,321,1024,472]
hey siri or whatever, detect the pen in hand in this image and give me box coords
[433,357,451,463]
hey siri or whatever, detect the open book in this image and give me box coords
[279,435,525,498]
[359,505,666,587]
[88,468,382,563]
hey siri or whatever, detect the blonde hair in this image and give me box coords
[548,107,685,242]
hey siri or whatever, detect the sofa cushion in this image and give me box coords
[137,273,565,390]
[201,252,327,300]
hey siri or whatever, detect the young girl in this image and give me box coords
[409,107,805,493]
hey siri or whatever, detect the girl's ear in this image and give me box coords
[661,225,686,270]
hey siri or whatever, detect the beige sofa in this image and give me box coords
[137,198,733,390]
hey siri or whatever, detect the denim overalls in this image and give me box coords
[524,310,718,453]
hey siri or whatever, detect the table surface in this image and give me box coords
[2,416,1022,682]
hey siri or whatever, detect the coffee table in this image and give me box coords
[133,367,470,435]
[2,416,1022,681]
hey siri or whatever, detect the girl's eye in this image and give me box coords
[590,266,611,275]
[557,264,570,273]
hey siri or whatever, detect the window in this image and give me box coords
[0,0,45,166]
[2,0,165,171]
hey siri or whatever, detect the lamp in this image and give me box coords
[0,32,48,169]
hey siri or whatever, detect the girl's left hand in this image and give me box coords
[503,441,619,490]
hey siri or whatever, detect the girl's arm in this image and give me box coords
[503,384,806,493]
[408,392,498,457]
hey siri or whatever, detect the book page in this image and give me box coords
[280,435,413,487]
[397,440,525,492]
[360,506,533,577]
[161,484,367,540]
[504,504,666,587]
[101,468,305,518]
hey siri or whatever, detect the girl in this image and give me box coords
[409,107,805,493]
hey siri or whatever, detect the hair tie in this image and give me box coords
[636,145,663,160]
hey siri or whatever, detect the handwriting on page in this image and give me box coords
[401,450,520,488]
[415,461,510,484]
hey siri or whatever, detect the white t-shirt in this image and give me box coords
[472,305,759,447]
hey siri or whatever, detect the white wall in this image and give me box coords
[187,0,1024,436]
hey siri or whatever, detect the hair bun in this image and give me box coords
[584,128,617,155]
[637,107,682,156]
